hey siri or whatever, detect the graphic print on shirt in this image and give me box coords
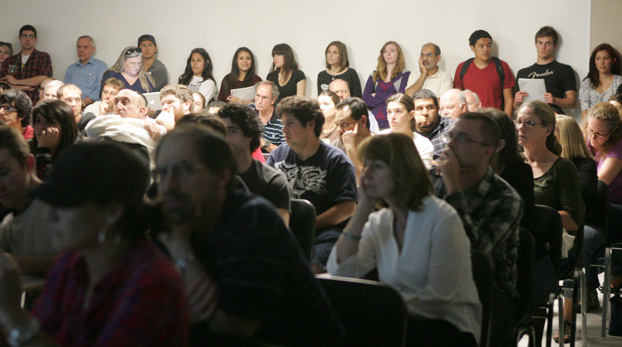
[274,161,327,198]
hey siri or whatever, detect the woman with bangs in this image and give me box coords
[327,133,481,346]
[101,46,155,94]
[317,41,362,97]
[217,47,262,103]
[178,48,217,104]
[362,41,411,129]
[266,43,305,101]
[584,102,622,289]
[579,43,622,119]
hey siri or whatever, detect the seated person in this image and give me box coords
[0,89,33,140]
[318,90,342,150]
[155,125,345,345]
[101,46,155,94]
[335,97,373,182]
[218,47,262,103]
[328,133,481,346]
[40,79,64,102]
[57,83,96,131]
[178,48,217,104]
[84,77,124,116]
[0,141,189,346]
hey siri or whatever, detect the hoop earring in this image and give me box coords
[98,224,121,246]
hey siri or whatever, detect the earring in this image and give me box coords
[98,223,121,246]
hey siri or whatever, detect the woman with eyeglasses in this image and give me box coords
[317,41,362,97]
[101,46,155,94]
[378,93,433,168]
[179,48,217,105]
[217,47,261,104]
[0,42,13,66]
[266,43,306,101]
[517,100,584,343]
[579,44,622,119]
[328,133,481,347]
[584,102,622,290]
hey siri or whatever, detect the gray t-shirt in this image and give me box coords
[0,198,56,255]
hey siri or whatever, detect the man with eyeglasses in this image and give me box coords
[431,112,522,347]
[250,81,283,152]
[0,89,33,141]
[0,25,53,104]
[406,43,453,98]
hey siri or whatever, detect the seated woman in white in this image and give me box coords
[327,133,481,347]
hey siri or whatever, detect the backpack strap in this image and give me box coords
[459,58,474,82]
[492,57,505,89]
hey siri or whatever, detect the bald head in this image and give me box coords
[329,79,350,100]
[440,89,466,119]
[114,89,148,119]
[461,90,482,112]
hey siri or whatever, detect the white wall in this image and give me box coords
[1,0,591,116]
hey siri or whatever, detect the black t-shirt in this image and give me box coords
[266,70,305,101]
[316,68,362,97]
[238,159,291,212]
[516,61,576,114]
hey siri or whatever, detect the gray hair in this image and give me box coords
[412,89,437,101]
[422,42,441,56]
[44,80,65,93]
[254,81,279,100]
[77,35,95,47]
[462,89,481,104]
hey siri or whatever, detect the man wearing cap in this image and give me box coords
[138,34,168,91]
[0,125,56,276]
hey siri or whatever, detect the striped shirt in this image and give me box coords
[251,103,284,147]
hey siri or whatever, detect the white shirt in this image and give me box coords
[378,130,434,169]
[188,76,217,104]
[327,196,482,343]
[407,68,453,97]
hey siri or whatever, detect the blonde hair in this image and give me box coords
[357,133,431,211]
[104,46,155,93]
[555,115,592,160]
[584,102,622,159]
[373,41,406,83]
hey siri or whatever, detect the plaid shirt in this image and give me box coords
[1,49,53,103]
[418,116,453,159]
[431,167,522,297]
[33,241,189,346]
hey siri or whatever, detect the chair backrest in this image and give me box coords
[318,276,407,347]
[516,227,536,318]
[289,199,316,260]
[471,251,494,347]
[533,204,563,277]
[597,180,610,242]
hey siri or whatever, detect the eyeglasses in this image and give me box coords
[126,62,142,67]
[336,121,356,130]
[514,119,542,128]
[152,162,206,182]
[420,53,435,58]
[125,47,142,56]
[441,132,492,147]
[0,105,16,112]
[586,128,614,139]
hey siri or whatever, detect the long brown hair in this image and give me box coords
[584,102,622,159]
[373,41,405,83]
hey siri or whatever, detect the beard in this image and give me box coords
[163,192,201,225]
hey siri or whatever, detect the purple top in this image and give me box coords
[589,137,622,204]
[362,71,410,129]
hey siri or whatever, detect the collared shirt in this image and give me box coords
[0,49,53,103]
[33,240,189,346]
[431,167,522,297]
[64,58,108,101]
[250,103,284,147]
[407,68,454,97]
[417,116,453,159]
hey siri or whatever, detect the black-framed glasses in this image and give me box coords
[441,132,492,147]
[514,119,541,128]
[0,104,16,112]
[125,47,142,56]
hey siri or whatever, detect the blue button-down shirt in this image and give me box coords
[64,57,108,101]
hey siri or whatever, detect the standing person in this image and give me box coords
[580,44,622,119]
[454,30,515,116]
[0,89,33,141]
[317,41,361,97]
[0,42,13,66]
[328,133,481,346]
[137,34,168,91]
[63,35,108,108]
[405,42,453,97]
[318,90,341,149]
[101,46,155,94]
[378,93,434,168]
[217,47,262,103]
[0,142,189,346]
[514,26,577,114]
[0,25,53,104]
[178,48,217,105]
[362,41,411,129]
[266,43,306,101]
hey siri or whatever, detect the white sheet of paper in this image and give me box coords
[518,78,547,103]
[231,86,256,102]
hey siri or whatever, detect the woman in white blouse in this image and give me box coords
[327,133,481,347]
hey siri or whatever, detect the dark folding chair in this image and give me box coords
[289,199,316,260]
[514,227,536,346]
[318,276,407,347]
[471,251,494,347]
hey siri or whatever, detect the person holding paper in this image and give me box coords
[217,47,262,104]
[514,26,577,114]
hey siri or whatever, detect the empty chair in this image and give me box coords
[289,198,316,260]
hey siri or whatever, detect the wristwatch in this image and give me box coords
[7,318,40,346]
[261,141,271,149]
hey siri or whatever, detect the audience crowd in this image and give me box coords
[0,23,621,346]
